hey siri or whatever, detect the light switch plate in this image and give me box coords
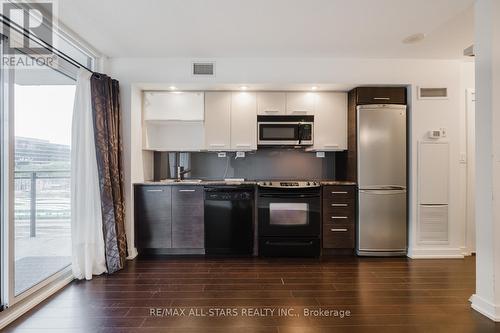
[236,151,245,158]
[217,152,226,158]
[316,152,326,158]
[440,127,447,137]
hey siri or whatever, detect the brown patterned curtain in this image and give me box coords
[90,73,127,273]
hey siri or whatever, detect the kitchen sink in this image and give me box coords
[160,179,203,183]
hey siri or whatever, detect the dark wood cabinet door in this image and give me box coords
[322,185,356,249]
[134,185,172,249]
[356,87,407,105]
[172,186,204,249]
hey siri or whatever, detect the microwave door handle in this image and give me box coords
[297,123,302,145]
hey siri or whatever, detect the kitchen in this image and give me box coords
[4,1,499,332]
[134,87,407,258]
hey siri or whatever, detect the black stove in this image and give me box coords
[257,180,321,257]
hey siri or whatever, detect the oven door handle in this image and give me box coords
[265,240,313,246]
[259,194,320,199]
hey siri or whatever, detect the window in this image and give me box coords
[13,72,75,295]
[1,9,96,305]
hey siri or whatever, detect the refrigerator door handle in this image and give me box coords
[359,185,406,191]
[359,189,407,195]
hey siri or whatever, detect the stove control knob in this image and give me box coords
[306,182,310,186]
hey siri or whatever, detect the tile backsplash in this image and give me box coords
[156,149,336,180]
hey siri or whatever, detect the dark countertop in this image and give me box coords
[320,180,357,186]
[136,180,356,186]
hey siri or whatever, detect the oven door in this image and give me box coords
[258,122,300,145]
[258,191,321,237]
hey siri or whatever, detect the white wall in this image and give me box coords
[106,57,469,259]
[470,0,500,321]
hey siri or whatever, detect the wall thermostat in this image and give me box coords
[428,130,442,139]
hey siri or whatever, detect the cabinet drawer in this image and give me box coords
[356,87,407,105]
[323,213,354,225]
[323,203,354,217]
[323,186,356,203]
[172,186,204,204]
[323,224,355,249]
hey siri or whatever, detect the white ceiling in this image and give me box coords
[58,0,474,59]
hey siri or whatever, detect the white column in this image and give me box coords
[471,0,500,321]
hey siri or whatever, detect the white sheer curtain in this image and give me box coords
[71,69,107,280]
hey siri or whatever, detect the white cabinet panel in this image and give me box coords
[144,122,204,151]
[257,92,286,115]
[312,92,348,151]
[143,91,204,121]
[231,92,257,150]
[204,92,231,151]
[286,92,315,115]
[418,142,449,204]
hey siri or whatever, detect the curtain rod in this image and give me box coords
[0,14,95,74]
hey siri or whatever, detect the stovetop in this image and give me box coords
[257,180,320,188]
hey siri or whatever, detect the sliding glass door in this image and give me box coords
[13,67,75,296]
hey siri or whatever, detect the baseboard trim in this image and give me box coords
[407,247,465,259]
[471,294,500,321]
[0,272,74,330]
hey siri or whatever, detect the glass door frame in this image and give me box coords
[0,39,75,308]
[0,33,14,310]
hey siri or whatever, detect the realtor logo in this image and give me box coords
[1,1,53,55]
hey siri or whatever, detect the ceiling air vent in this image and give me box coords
[418,87,448,100]
[192,62,215,76]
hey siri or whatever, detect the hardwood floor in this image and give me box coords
[5,255,499,333]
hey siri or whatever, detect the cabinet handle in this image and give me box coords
[179,189,196,192]
[331,203,348,207]
[235,144,252,147]
[146,189,163,192]
[373,97,390,100]
[331,228,348,232]
[323,144,339,148]
[264,110,279,113]
[331,191,348,194]
[209,144,226,147]
[291,110,307,114]
[331,216,348,219]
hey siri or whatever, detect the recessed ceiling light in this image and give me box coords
[311,86,318,90]
[240,86,248,90]
[402,33,426,44]
[169,86,177,90]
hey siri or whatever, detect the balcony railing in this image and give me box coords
[14,170,70,238]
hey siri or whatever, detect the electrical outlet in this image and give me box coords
[217,152,226,158]
[316,152,326,158]
[236,151,245,158]
[460,152,467,164]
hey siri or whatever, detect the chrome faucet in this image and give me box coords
[176,166,191,180]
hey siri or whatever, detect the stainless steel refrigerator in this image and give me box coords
[356,104,407,256]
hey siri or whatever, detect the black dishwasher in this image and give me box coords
[204,186,254,255]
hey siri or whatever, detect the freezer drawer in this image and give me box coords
[357,189,407,256]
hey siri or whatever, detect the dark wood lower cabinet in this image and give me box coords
[322,185,356,251]
[134,185,204,252]
[134,185,172,249]
[172,186,204,249]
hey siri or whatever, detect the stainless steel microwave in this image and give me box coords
[257,115,314,146]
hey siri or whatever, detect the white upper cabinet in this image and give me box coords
[204,92,231,151]
[286,92,315,115]
[257,92,286,115]
[231,92,257,151]
[143,91,204,121]
[312,92,348,151]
